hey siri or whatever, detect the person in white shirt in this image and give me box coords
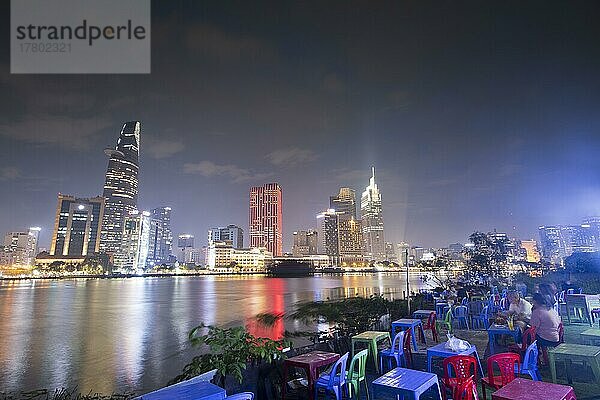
[505,291,532,331]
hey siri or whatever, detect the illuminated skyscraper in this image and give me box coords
[292,230,318,256]
[100,121,141,255]
[50,194,105,257]
[360,167,385,261]
[208,225,244,248]
[114,210,151,272]
[149,206,173,264]
[249,183,283,256]
[330,187,357,218]
[1,227,40,266]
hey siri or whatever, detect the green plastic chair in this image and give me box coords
[437,309,453,334]
[346,348,369,399]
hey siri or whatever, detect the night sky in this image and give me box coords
[2,1,600,250]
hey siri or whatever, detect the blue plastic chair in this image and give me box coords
[471,305,490,330]
[453,305,470,330]
[379,331,406,372]
[225,393,254,400]
[315,352,349,400]
[518,340,540,381]
[461,297,469,306]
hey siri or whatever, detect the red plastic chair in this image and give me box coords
[441,355,478,400]
[481,352,520,400]
[423,312,438,342]
[452,376,479,400]
[403,327,413,368]
[508,326,536,357]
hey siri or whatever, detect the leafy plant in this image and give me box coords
[171,323,290,386]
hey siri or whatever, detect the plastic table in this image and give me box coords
[392,319,426,351]
[580,328,600,345]
[436,302,448,317]
[351,331,390,373]
[137,381,226,400]
[282,350,340,400]
[372,367,442,400]
[413,309,436,320]
[548,343,600,384]
[487,324,520,354]
[426,341,484,376]
[491,378,576,400]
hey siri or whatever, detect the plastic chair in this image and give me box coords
[441,355,478,400]
[508,326,536,357]
[461,297,469,306]
[481,352,520,400]
[499,297,508,311]
[437,309,453,334]
[379,331,405,372]
[518,340,540,381]
[403,327,414,368]
[471,305,490,330]
[347,349,369,400]
[314,352,349,400]
[452,376,479,400]
[454,306,470,330]
[225,393,254,400]
[423,312,439,342]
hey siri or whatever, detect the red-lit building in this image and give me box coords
[249,183,283,256]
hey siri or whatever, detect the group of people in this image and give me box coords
[502,290,562,348]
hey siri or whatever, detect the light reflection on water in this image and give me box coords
[0,273,429,394]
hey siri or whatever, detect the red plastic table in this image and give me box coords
[282,350,340,400]
[491,378,576,400]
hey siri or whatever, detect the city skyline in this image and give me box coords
[2,2,600,250]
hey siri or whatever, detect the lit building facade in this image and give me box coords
[539,224,596,264]
[208,225,244,248]
[520,239,541,263]
[292,230,318,256]
[149,206,173,264]
[330,187,357,219]
[100,121,141,256]
[50,195,105,257]
[205,241,272,271]
[178,234,195,249]
[249,183,283,256]
[114,210,151,272]
[1,227,40,266]
[360,167,385,261]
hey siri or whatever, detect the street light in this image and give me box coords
[405,248,410,313]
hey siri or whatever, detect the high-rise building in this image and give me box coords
[385,242,398,263]
[114,210,151,272]
[50,194,105,257]
[330,187,357,219]
[208,225,244,248]
[1,227,40,266]
[249,183,283,256]
[582,216,600,251]
[338,214,363,263]
[361,167,385,261]
[539,224,596,264]
[292,230,318,256]
[397,242,410,266]
[148,207,173,265]
[100,121,141,256]
[178,234,195,249]
[520,239,541,263]
[317,209,341,259]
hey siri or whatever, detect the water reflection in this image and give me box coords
[0,273,428,394]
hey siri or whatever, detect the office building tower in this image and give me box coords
[1,227,40,266]
[361,167,385,261]
[249,183,283,256]
[114,210,151,272]
[385,242,397,263]
[582,216,600,251]
[50,194,105,257]
[148,207,173,264]
[292,230,318,256]
[100,121,141,255]
[208,225,244,248]
[538,226,563,263]
[330,187,357,219]
[520,240,541,263]
[178,234,195,249]
[338,214,363,262]
[317,209,341,259]
[396,242,410,266]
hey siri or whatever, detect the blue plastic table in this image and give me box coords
[487,324,520,355]
[436,302,448,317]
[137,381,226,400]
[392,319,426,351]
[426,341,484,377]
[372,367,442,400]
[413,309,436,320]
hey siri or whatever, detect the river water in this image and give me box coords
[0,273,429,395]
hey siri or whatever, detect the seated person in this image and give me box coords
[499,291,532,331]
[530,292,561,348]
